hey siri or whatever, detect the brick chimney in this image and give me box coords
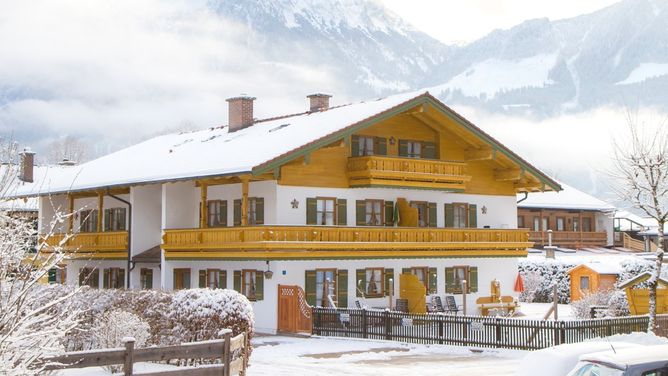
[226,95,256,132]
[19,147,35,183]
[307,93,332,112]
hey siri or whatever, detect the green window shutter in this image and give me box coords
[356,200,366,226]
[118,269,125,289]
[233,270,241,292]
[384,268,394,296]
[305,270,317,306]
[104,209,112,231]
[255,271,264,300]
[233,200,241,226]
[220,271,227,289]
[355,269,366,298]
[119,208,127,231]
[428,202,437,227]
[384,201,394,226]
[255,198,264,225]
[48,268,57,283]
[199,270,206,288]
[469,267,478,293]
[337,270,348,308]
[336,199,347,226]
[468,204,477,228]
[103,269,109,289]
[306,198,317,225]
[221,200,228,226]
[92,269,99,288]
[351,135,360,157]
[79,269,85,286]
[444,204,454,228]
[423,142,437,159]
[428,267,437,295]
[445,267,455,293]
[376,137,387,156]
[398,140,408,157]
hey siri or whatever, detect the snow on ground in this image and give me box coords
[616,63,668,85]
[514,302,574,320]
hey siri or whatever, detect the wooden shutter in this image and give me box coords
[428,202,437,227]
[376,137,387,156]
[233,200,241,226]
[468,204,477,228]
[118,269,125,288]
[48,268,57,283]
[428,267,437,295]
[444,204,454,228]
[305,270,317,306]
[79,269,85,286]
[384,268,394,296]
[199,270,206,288]
[104,209,112,231]
[336,199,347,226]
[221,200,228,226]
[233,270,241,292]
[255,198,264,224]
[118,208,127,231]
[337,270,348,308]
[306,198,317,225]
[255,271,264,300]
[91,269,99,288]
[384,201,394,226]
[445,267,455,293]
[355,269,365,297]
[219,270,227,289]
[423,142,437,159]
[469,267,478,293]
[103,269,109,289]
[351,135,360,157]
[356,200,366,226]
[398,140,408,157]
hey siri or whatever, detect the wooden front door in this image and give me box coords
[277,284,312,334]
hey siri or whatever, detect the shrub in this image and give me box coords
[518,259,575,304]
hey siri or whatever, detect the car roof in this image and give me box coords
[579,344,668,368]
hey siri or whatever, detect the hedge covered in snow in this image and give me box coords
[518,259,575,304]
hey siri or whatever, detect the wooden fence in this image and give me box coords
[43,329,248,376]
[312,308,668,350]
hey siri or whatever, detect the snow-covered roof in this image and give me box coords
[13,90,560,197]
[614,210,656,230]
[518,181,615,212]
[568,262,621,275]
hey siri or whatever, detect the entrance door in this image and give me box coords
[277,284,312,334]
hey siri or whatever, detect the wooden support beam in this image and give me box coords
[465,147,496,162]
[241,177,249,226]
[200,183,208,229]
[71,188,129,199]
[97,192,103,232]
[494,168,523,181]
[68,194,74,233]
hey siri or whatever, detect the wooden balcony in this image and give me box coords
[40,231,129,259]
[347,156,471,190]
[162,226,531,259]
[528,231,607,249]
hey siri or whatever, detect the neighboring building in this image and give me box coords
[613,210,656,252]
[14,91,561,333]
[568,263,620,301]
[517,182,615,249]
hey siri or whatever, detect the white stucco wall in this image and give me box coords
[162,181,199,229]
[39,194,68,234]
[131,184,162,256]
[70,194,130,233]
[595,211,615,246]
[65,259,128,288]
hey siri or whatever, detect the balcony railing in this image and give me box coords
[528,231,607,248]
[162,226,531,259]
[41,231,128,253]
[347,156,471,190]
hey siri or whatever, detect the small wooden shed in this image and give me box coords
[618,272,668,315]
[568,263,620,301]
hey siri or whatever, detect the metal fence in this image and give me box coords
[312,308,668,350]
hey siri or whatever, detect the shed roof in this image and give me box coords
[518,181,615,211]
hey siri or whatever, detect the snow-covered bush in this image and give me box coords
[618,258,655,289]
[519,272,542,303]
[518,259,575,304]
[91,310,150,349]
[571,291,613,319]
[606,290,630,317]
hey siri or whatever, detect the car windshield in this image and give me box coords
[567,362,625,376]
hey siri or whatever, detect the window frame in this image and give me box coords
[556,217,565,231]
[79,209,98,233]
[206,269,226,289]
[79,267,99,288]
[173,268,191,290]
[452,265,471,294]
[247,197,259,225]
[140,268,153,289]
[580,275,590,291]
[365,267,385,298]
[206,200,226,227]
[242,269,258,301]
[364,199,384,226]
[315,268,338,307]
[410,266,430,291]
[453,202,469,228]
[405,140,423,158]
[410,201,430,227]
[316,197,337,226]
[105,207,127,232]
[357,135,376,156]
[105,267,124,289]
[517,216,525,228]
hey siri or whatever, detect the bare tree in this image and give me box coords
[45,135,88,164]
[612,117,668,333]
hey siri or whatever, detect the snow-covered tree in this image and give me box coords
[612,118,668,333]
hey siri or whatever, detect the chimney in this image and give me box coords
[307,93,332,112]
[226,95,256,132]
[19,147,36,183]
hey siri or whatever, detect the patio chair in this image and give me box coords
[395,298,409,313]
[444,295,461,315]
[355,300,362,309]
[431,296,446,313]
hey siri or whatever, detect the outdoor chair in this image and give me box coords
[355,300,362,309]
[395,298,409,313]
[431,296,446,313]
[444,295,461,315]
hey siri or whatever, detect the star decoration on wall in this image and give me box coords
[481,205,487,214]
[291,199,299,209]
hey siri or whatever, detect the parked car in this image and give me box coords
[566,344,668,376]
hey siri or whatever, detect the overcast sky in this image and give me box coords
[380,0,620,44]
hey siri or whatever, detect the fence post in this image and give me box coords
[362,309,368,339]
[385,310,392,340]
[438,317,444,345]
[495,317,501,346]
[122,337,135,376]
[560,321,566,345]
[222,329,232,376]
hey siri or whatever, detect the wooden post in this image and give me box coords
[553,283,559,320]
[241,177,249,226]
[200,183,208,229]
[68,193,74,233]
[462,280,467,316]
[388,277,394,310]
[97,192,103,232]
[122,337,135,376]
[223,330,232,376]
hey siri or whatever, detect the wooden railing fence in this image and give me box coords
[312,308,668,350]
[42,329,249,376]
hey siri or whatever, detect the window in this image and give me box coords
[316,198,336,226]
[517,216,525,228]
[79,209,98,233]
[48,267,66,284]
[357,136,375,156]
[583,217,592,232]
[104,207,126,231]
[410,267,429,290]
[79,268,99,288]
[453,203,468,228]
[233,197,263,226]
[365,200,384,226]
[206,269,226,289]
[207,200,226,227]
[140,268,153,289]
[247,198,261,225]
[173,268,191,290]
[104,267,125,289]
[406,141,422,158]
[365,268,384,297]
[315,269,337,307]
[573,217,579,231]
[533,217,540,231]
[242,270,258,300]
[542,217,549,231]
[410,201,429,227]
[556,217,565,231]
[445,266,478,294]
[642,368,668,376]
[580,276,590,291]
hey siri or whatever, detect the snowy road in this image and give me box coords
[248,335,525,375]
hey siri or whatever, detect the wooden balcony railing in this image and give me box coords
[41,231,128,253]
[347,156,471,190]
[162,226,531,259]
[528,231,607,249]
